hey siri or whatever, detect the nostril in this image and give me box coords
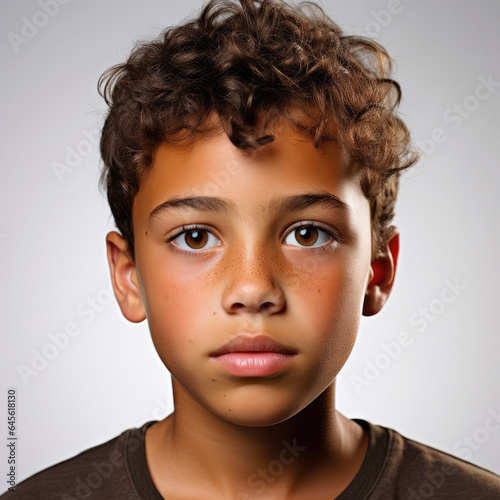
[260,302,273,310]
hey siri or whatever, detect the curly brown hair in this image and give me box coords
[98,0,418,261]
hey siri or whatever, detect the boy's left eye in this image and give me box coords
[283,224,335,247]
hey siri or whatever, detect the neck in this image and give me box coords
[145,380,369,499]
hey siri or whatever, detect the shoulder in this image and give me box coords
[0,421,153,500]
[364,420,500,499]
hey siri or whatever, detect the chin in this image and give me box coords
[217,408,299,427]
[208,389,308,427]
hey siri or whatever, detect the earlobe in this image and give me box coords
[362,227,399,317]
[106,231,146,323]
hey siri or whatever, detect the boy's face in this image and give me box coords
[112,122,378,426]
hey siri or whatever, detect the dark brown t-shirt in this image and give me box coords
[2,419,500,499]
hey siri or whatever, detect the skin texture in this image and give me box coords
[106,120,399,499]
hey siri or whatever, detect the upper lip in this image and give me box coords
[210,334,297,356]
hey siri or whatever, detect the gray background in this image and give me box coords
[1,0,499,488]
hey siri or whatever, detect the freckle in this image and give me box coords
[212,379,216,382]
[224,394,226,397]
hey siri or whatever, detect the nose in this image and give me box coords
[222,241,285,316]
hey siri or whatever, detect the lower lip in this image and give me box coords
[210,352,296,377]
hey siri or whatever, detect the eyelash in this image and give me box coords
[166,221,341,257]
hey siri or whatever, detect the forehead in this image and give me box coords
[132,123,368,227]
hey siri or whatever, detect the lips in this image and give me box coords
[210,334,297,356]
[209,334,297,377]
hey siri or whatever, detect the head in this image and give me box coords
[100,0,418,426]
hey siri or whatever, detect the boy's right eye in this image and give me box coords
[168,224,221,252]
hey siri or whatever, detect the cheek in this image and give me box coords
[287,249,368,368]
[286,247,366,323]
[136,249,224,369]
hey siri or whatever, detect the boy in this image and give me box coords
[3,0,500,498]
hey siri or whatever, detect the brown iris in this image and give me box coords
[294,226,319,247]
[185,230,209,249]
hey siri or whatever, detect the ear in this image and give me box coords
[362,226,400,317]
[106,231,146,323]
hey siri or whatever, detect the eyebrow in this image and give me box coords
[149,191,349,223]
